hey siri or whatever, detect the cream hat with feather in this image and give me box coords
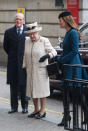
[24,22,42,33]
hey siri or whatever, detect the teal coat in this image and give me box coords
[57,28,87,86]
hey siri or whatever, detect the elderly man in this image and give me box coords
[3,13,29,114]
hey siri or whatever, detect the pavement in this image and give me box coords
[0,67,66,131]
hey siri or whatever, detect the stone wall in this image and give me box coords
[0,0,87,66]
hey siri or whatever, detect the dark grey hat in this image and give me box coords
[58,11,72,19]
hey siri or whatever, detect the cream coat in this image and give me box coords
[23,36,57,98]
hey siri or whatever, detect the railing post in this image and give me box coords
[63,64,88,131]
[72,67,79,130]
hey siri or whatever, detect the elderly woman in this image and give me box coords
[23,22,57,119]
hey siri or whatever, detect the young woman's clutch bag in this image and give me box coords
[46,62,62,77]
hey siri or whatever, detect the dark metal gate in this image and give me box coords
[63,64,88,131]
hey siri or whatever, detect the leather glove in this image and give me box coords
[39,54,50,62]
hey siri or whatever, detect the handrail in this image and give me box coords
[55,48,88,54]
[63,64,88,68]
[64,78,88,84]
[63,63,88,131]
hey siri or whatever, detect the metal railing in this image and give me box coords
[63,64,88,131]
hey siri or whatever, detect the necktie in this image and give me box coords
[18,29,21,36]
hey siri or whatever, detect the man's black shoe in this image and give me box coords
[22,108,28,114]
[8,109,18,114]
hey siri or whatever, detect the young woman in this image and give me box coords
[57,11,88,126]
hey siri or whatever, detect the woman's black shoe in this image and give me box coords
[58,115,71,126]
[35,112,46,119]
[58,117,64,126]
[82,120,88,124]
[28,111,39,118]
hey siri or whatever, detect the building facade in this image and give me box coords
[0,0,88,65]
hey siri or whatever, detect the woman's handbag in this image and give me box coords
[46,62,62,77]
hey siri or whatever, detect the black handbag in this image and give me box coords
[46,62,62,77]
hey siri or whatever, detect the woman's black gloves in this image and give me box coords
[39,54,50,62]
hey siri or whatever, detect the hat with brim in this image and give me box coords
[58,11,72,19]
[24,22,42,34]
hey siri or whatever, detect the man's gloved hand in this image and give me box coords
[39,54,50,62]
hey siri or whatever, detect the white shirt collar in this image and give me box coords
[17,25,23,31]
